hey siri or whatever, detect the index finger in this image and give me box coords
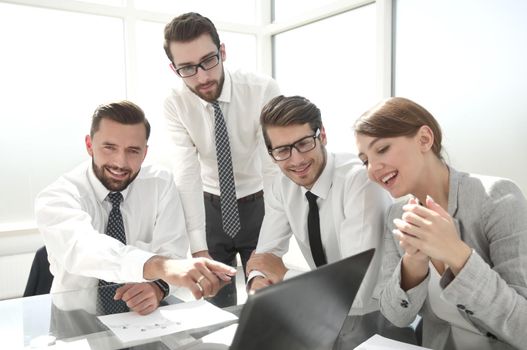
[402,202,436,219]
[120,283,146,302]
[205,259,237,276]
[213,271,233,282]
[407,197,418,205]
[196,264,224,297]
[114,283,134,300]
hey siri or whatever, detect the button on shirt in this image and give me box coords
[35,161,189,295]
[164,69,280,252]
[252,153,393,314]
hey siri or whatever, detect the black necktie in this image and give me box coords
[212,101,241,238]
[97,192,129,314]
[305,191,327,267]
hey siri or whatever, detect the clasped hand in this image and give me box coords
[393,196,471,275]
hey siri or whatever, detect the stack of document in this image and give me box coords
[97,299,238,343]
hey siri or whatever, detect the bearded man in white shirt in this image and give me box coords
[247,95,416,348]
[36,101,235,315]
[163,12,280,307]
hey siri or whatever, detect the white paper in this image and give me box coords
[97,300,238,343]
[354,334,433,350]
[180,324,238,350]
[200,323,238,345]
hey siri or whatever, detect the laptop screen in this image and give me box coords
[230,248,375,350]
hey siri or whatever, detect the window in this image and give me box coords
[74,0,124,5]
[135,0,259,25]
[273,0,347,22]
[395,0,527,194]
[0,2,126,224]
[273,4,378,153]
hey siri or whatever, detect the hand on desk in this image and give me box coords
[248,276,272,293]
[246,252,287,285]
[114,282,163,315]
[144,256,236,300]
[246,251,287,293]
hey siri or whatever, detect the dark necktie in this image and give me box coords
[212,101,241,238]
[305,191,327,267]
[97,192,129,314]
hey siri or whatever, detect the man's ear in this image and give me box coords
[85,135,94,157]
[319,125,327,146]
[220,43,226,62]
[417,125,434,152]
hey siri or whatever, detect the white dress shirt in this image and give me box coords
[253,153,393,315]
[35,161,189,294]
[164,69,280,252]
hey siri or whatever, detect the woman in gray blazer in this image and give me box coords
[353,97,527,350]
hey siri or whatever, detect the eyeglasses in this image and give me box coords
[268,129,321,161]
[173,52,220,78]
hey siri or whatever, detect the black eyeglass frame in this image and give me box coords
[173,52,221,78]
[268,128,321,161]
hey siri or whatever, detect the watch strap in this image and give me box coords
[153,279,170,299]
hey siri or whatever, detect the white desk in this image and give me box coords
[1,287,241,350]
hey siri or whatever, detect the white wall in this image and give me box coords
[394,0,527,194]
[0,227,43,299]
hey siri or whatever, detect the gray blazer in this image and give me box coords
[378,167,527,350]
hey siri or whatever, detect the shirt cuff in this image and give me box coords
[440,249,475,290]
[121,249,156,282]
[393,259,430,305]
[247,270,266,286]
[188,229,208,254]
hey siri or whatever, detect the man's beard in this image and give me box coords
[189,68,225,102]
[92,160,139,192]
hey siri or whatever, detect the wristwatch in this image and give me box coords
[153,279,170,299]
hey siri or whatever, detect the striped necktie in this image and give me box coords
[211,101,241,238]
[97,192,129,314]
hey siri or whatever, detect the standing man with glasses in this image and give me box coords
[163,12,280,307]
[246,96,414,348]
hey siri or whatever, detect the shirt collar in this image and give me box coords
[87,162,130,204]
[301,152,334,200]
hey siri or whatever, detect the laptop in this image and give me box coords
[184,248,375,350]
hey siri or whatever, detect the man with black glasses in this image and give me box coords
[162,12,280,307]
[246,96,414,348]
